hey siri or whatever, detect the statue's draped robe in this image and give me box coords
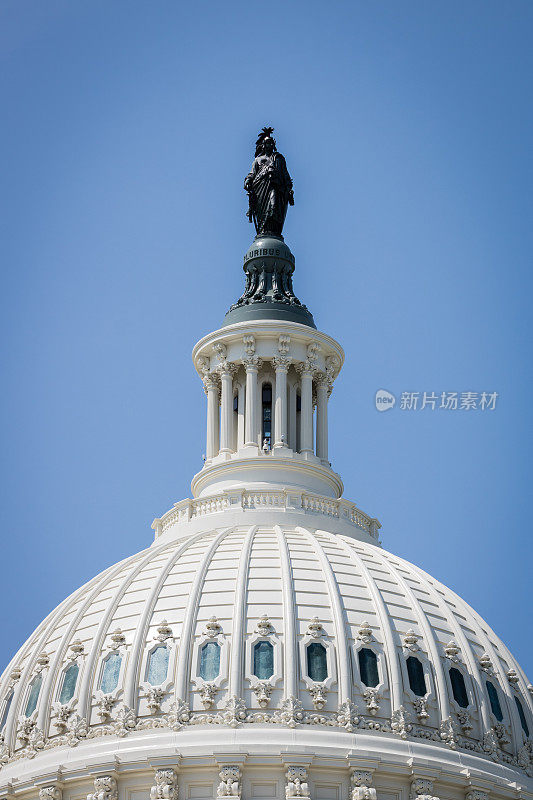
[245,152,293,236]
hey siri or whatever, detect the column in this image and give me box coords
[237,383,245,450]
[219,364,236,454]
[316,374,329,463]
[298,365,314,455]
[204,375,219,460]
[244,357,261,447]
[288,382,297,450]
[273,356,290,448]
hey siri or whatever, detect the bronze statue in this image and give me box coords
[244,127,294,237]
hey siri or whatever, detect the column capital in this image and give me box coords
[314,370,332,389]
[216,361,238,378]
[272,355,291,372]
[242,355,263,371]
[202,373,219,393]
[296,360,315,377]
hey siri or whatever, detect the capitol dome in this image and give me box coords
[1,130,531,800]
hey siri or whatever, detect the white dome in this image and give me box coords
[1,504,531,788]
[1,181,531,798]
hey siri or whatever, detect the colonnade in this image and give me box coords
[203,359,330,464]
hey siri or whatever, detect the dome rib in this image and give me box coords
[174,528,234,702]
[36,556,136,734]
[123,530,215,711]
[408,561,492,730]
[274,526,298,700]
[377,551,452,720]
[436,574,524,747]
[301,528,352,706]
[228,526,257,699]
[332,535,403,711]
[3,564,114,749]
[76,543,174,721]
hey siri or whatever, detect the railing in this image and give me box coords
[153,489,381,542]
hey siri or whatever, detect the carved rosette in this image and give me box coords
[410,778,438,800]
[363,687,380,716]
[285,766,310,799]
[39,787,62,800]
[217,765,242,799]
[403,630,420,652]
[356,620,374,644]
[351,771,376,800]
[87,776,118,800]
[252,681,273,708]
[391,706,412,738]
[151,768,179,800]
[199,682,218,709]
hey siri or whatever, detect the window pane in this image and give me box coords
[100,652,122,694]
[200,642,220,681]
[358,648,379,688]
[253,641,274,680]
[0,690,13,730]
[25,674,43,717]
[262,383,272,444]
[59,663,79,705]
[449,667,469,708]
[406,656,427,697]
[147,645,170,686]
[514,695,529,736]
[307,642,328,682]
[486,680,503,721]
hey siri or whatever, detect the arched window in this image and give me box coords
[59,663,79,705]
[253,641,274,680]
[358,648,379,688]
[514,695,529,737]
[262,383,272,446]
[0,689,14,730]
[486,680,503,721]
[200,641,220,681]
[449,667,468,708]
[406,656,427,697]
[100,652,122,694]
[307,642,328,682]
[25,673,43,717]
[147,645,170,686]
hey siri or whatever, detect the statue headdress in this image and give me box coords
[255,126,276,157]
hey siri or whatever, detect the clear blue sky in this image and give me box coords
[1,1,532,676]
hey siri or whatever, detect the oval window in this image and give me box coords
[200,641,220,681]
[147,645,170,686]
[358,648,379,688]
[406,656,427,697]
[100,652,122,694]
[307,642,328,682]
[0,689,14,730]
[514,695,530,737]
[253,641,274,680]
[449,667,469,708]
[486,680,503,721]
[59,663,79,705]
[25,674,43,717]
